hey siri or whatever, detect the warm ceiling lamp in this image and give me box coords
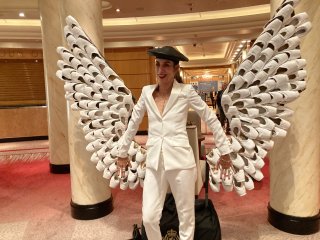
[19,12,25,17]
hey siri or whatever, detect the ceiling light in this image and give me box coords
[19,12,25,17]
[116,8,120,12]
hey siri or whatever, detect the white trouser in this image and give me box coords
[142,155,196,240]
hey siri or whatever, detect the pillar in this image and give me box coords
[268,0,320,234]
[39,0,70,173]
[40,0,113,220]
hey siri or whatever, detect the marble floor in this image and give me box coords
[0,138,319,240]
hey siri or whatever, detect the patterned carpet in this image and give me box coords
[0,139,319,240]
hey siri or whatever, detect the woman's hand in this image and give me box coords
[218,154,233,180]
[117,157,130,179]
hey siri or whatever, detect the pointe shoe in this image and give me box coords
[242,156,256,175]
[233,99,255,109]
[272,127,287,138]
[238,134,256,150]
[253,93,272,105]
[277,59,306,75]
[289,70,307,82]
[103,168,113,179]
[256,127,272,140]
[255,116,275,131]
[129,177,140,190]
[290,81,306,92]
[230,118,241,137]
[230,89,251,101]
[209,175,221,192]
[256,139,274,151]
[108,162,118,175]
[251,153,265,169]
[120,177,129,190]
[241,125,259,139]
[137,164,146,179]
[254,145,268,158]
[139,178,144,188]
[96,160,107,172]
[276,106,294,118]
[230,152,245,169]
[128,169,138,182]
[128,142,139,156]
[103,152,117,166]
[270,117,291,130]
[227,76,247,93]
[233,169,245,182]
[278,36,300,52]
[210,167,222,183]
[136,148,147,163]
[239,116,260,127]
[230,136,242,152]
[250,169,264,181]
[109,173,120,188]
[244,174,255,190]
[206,148,220,165]
[234,180,246,197]
[222,177,233,192]
[289,12,309,27]
[90,152,100,163]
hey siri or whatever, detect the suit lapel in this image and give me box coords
[147,84,162,120]
[162,80,182,117]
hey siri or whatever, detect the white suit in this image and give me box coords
[118,80,231,240]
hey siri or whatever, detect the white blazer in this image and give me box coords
[118,80,231,171]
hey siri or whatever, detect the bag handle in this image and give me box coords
[204,161,209,208]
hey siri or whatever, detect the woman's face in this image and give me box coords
[155,59,179,85]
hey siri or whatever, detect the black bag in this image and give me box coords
[136,162,221,240]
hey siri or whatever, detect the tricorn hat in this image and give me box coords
[148,46,189,64]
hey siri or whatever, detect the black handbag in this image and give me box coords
[134,162,221,240]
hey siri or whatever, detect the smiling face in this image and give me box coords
[155,58,179,85]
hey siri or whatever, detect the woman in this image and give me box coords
[117,46,232,240]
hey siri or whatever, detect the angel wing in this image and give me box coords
[55,16,147,190]
[206,0,312,196]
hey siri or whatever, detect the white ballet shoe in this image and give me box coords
[128,169,138,182]
[239,147,255,158]
[136,148,147,163]
[230,118,241,137]
[137,164,146,179]
[233,99,255,109]
[109,173,120,188]
[210,167,221,183]
[90,152,100,163]
[238,134,256,150]
[270,117,291,130]
[248,85,261,97]
[234,180,246,197]
[289,70,306,82]
[276,106,294,118]
[115,121,126,137]
[238,108,260,118]
[129,177,140,190]
[225,106,239,118]
[86,139,106,152]
[230,136,242,152]
[130,157,139,170]
[103,168,113,179]
[244,174,255,190]
[253,93,272,105]
[263,16,283,35]
[233,169,245,182]
[242,156,256,175]
[108,162,118,175]
[96,160,107,172]
[103,152,117,166]
[289,12,309,27]
[120,177,129,190]
[128,142,140,156]
[239,116,260,127]
[250,169,264,181]
[256,127,272,140]
[254,145,268,158]
[277,59,306,75]
[226,76,247,93]
[241,125,259,139]
[206,148,220,165]
[280,91,300,103]
[272,127,287,138]
[290,81,306,92]
[230,152,245,169]
[251,154,265,169]
[139,178,144,188]
[255,116,275,130]
[230,89,250,101]
[222,178,233,192]
[278,36,300,52]
[209,175,220,192]
[256,139,274,151]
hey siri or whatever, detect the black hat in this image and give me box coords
[148,46,189,64]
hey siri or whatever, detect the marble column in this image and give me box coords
[268,0,320,234]
[39,0,70,174]
[59,0,113,219]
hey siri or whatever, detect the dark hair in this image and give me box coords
[174,62,184,83]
